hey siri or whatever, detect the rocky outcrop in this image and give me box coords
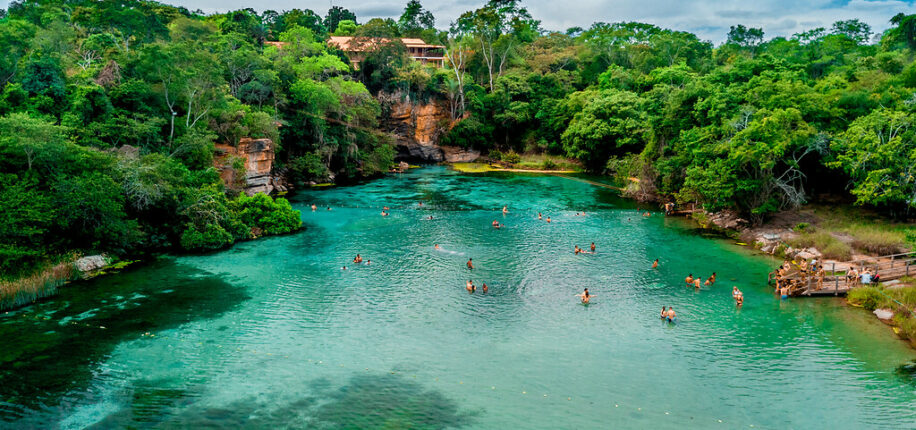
[706,210,748,230]
[215,138,286,195]
[383,95,476,163]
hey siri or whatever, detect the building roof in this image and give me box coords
[328,36,444,52]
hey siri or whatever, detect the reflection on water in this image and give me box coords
[1,166,915,429]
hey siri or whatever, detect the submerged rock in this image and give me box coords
[874,308,895,320]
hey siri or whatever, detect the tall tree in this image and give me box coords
[398,0,435,38]
[325,6,356,34]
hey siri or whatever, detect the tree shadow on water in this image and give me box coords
[89,372,476,430]
[0,259,250,423]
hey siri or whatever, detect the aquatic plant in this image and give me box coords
[0,260,75,310]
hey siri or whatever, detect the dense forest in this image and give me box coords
[1,0,916,279]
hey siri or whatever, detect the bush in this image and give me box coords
[286,153,331,183]
[821,241,853,261]
[542,159,557,170]
[502,151,521,164]
[180,224,234,250]
[231,193,302,236]
[847,287,884,310]
[793,222,810,232]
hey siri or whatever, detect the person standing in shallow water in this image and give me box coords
[652,259,659,269]
[590,242,596,252]
[467,258,474,269]
[576,288,593,304]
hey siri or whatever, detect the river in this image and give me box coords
[1,166,914,429]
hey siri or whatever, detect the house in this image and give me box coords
[327,36,445,69]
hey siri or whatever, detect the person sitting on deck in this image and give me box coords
[846,268,858,287]
[860,269,873,285]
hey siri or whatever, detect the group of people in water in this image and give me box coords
[684,272,717,289]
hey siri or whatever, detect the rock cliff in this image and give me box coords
[214,138,285,195]
[384,97,479,163]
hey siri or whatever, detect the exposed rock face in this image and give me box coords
[215,138,278,195]
[384,97,476,163]
[706,210,748,231]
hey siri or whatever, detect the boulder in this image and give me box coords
[706,210,748,230]
[796,251,817,260]
[874,308,895,320]
[75,255,109,272]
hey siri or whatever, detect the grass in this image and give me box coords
[512,154,582,171]
[788,231,853,261]
[808,205,913,256]
[0,260,76,310]
[450,162,497,173]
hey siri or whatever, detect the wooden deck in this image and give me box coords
[768,252,916,297]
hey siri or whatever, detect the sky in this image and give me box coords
[2,0,914,43]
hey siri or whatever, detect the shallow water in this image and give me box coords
[2,166,915,429]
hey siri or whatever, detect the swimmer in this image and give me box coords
[736,293,743,306]
[383,206,389,210]
[732,286,741,298]
[780,285,789,299]
[311,204,317,211]
[434,244,440,250]
[538,212,543,220]
[576,288,593,304]
[694,278,701,289]
[427,215,434,220]
[381,211,388,216]
[502,205,508,214]
[709,272,717,284]
[492,220,500,227]
[482,283,488,294]
[418,202,423,206]
[590,242,596,252]
[467,258,474,269]
[685,274,694,285]
[574,245,581,255]
[365,259,371,265]
[660,306,667,319]
[546,216,551,223]
[652,259,658,269]
[353,254,362,263]
[643,211,651,217]
[467,280,475,293]
[666,307,677,322]
[496,223,503,229]
[327,207,332,211]
[341,266,347,270]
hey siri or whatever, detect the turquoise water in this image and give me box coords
[2,166,915,429]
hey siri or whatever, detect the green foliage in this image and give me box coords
[180,223,234,251]
[231,193,302,236]
[847,286,884,311]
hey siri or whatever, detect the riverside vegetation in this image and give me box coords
[2,0,916,307]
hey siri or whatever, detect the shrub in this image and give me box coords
[180,224,234,250]
[821,241,853,261]
[231,193,302,236]
[793,222,810,232]
[502,151,521,164]
[542,159,557,170]
[488,150,503,161]
[847,287,884,310]
[789,231,852,260]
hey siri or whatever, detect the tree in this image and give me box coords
[398,0,435,37]
[887,13,916,50]
[561,89,646,171]
[334,19,357,36]
[325,6,356,34]
[831,19,871,44]
[455,0,539,91]
[727,24,764,48]
[830,109,916,210]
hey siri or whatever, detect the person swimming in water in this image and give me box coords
[327,207,332,211]
[574,245,581,255]
[467,258,474,269]
[708,272,717,285]
[538,212,543,220]
[685,274,694,285]
[780,285,789,299]
[576,288,593,304]
[546,216,551,223]
[365,259,371,265]
[660,306,667,319]
[492,220,500,227]
[434,244,440,250]
[652,259,659,269]
[482,283,488,294]
[353,254,362,263]
[418,202,423,206]
[502,205,509,214]
[466,280,475,293]
[311,204,317,211]
[383,206,389,210]
[590,242,596,252]
[427,215,434,220]
[381,211,388,216]
[693,278,701,289]
[666,307,677,322]
[341,266,347,270]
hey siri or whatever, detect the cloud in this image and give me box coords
[1,0,913,43]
